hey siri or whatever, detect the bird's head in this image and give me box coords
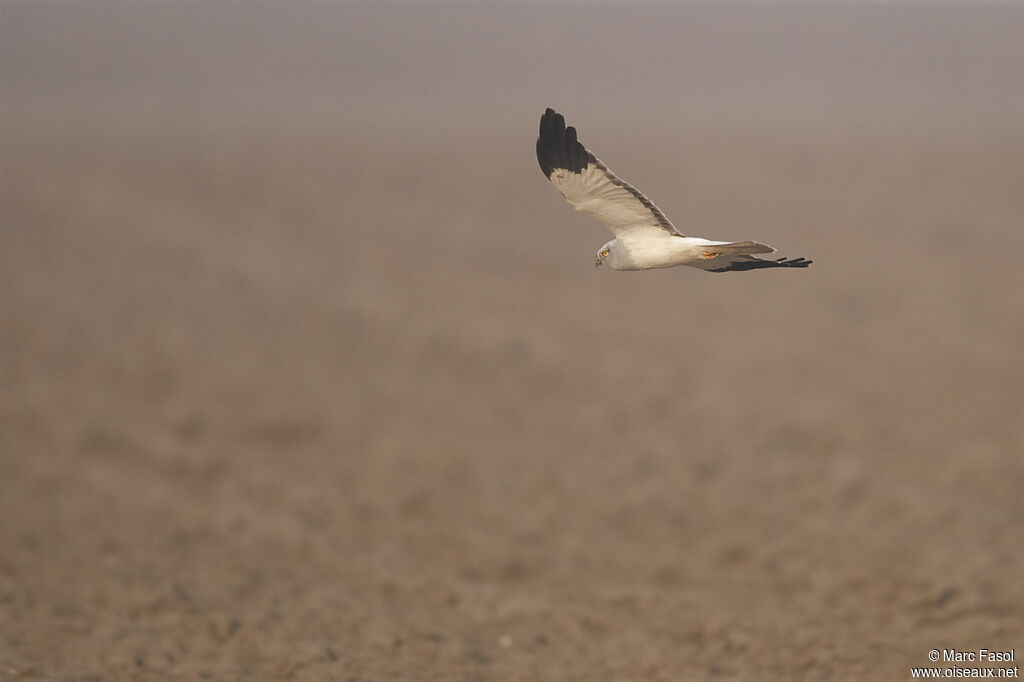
[595,240,616,268]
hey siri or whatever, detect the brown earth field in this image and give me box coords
[2,3,1024,681]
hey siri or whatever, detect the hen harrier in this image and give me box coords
[537,108,811,273]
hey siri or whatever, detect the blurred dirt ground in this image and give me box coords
[2,3,1024,681]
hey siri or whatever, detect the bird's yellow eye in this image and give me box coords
[601,250,609,257]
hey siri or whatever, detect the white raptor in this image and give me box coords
[537,108,811,273]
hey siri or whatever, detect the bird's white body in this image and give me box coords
[599,236,759,271]
[537,109,810,274]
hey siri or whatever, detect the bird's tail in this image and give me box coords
[713,240,775,255]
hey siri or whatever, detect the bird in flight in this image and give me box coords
[536,108,811,273]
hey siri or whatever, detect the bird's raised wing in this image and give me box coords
[537,108,683,239]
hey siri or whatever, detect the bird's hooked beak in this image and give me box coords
[594,257,603,267]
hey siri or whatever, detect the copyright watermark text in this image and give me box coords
[912,649,1018,678]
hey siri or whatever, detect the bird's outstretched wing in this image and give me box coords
[689,255,813,273]
[537,108,684,239]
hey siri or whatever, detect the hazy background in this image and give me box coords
[2,2,1023,680]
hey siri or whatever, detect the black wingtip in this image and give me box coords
[709,256,813,273]
[537,108,589,179]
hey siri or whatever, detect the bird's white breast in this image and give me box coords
[611,236,702,270]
